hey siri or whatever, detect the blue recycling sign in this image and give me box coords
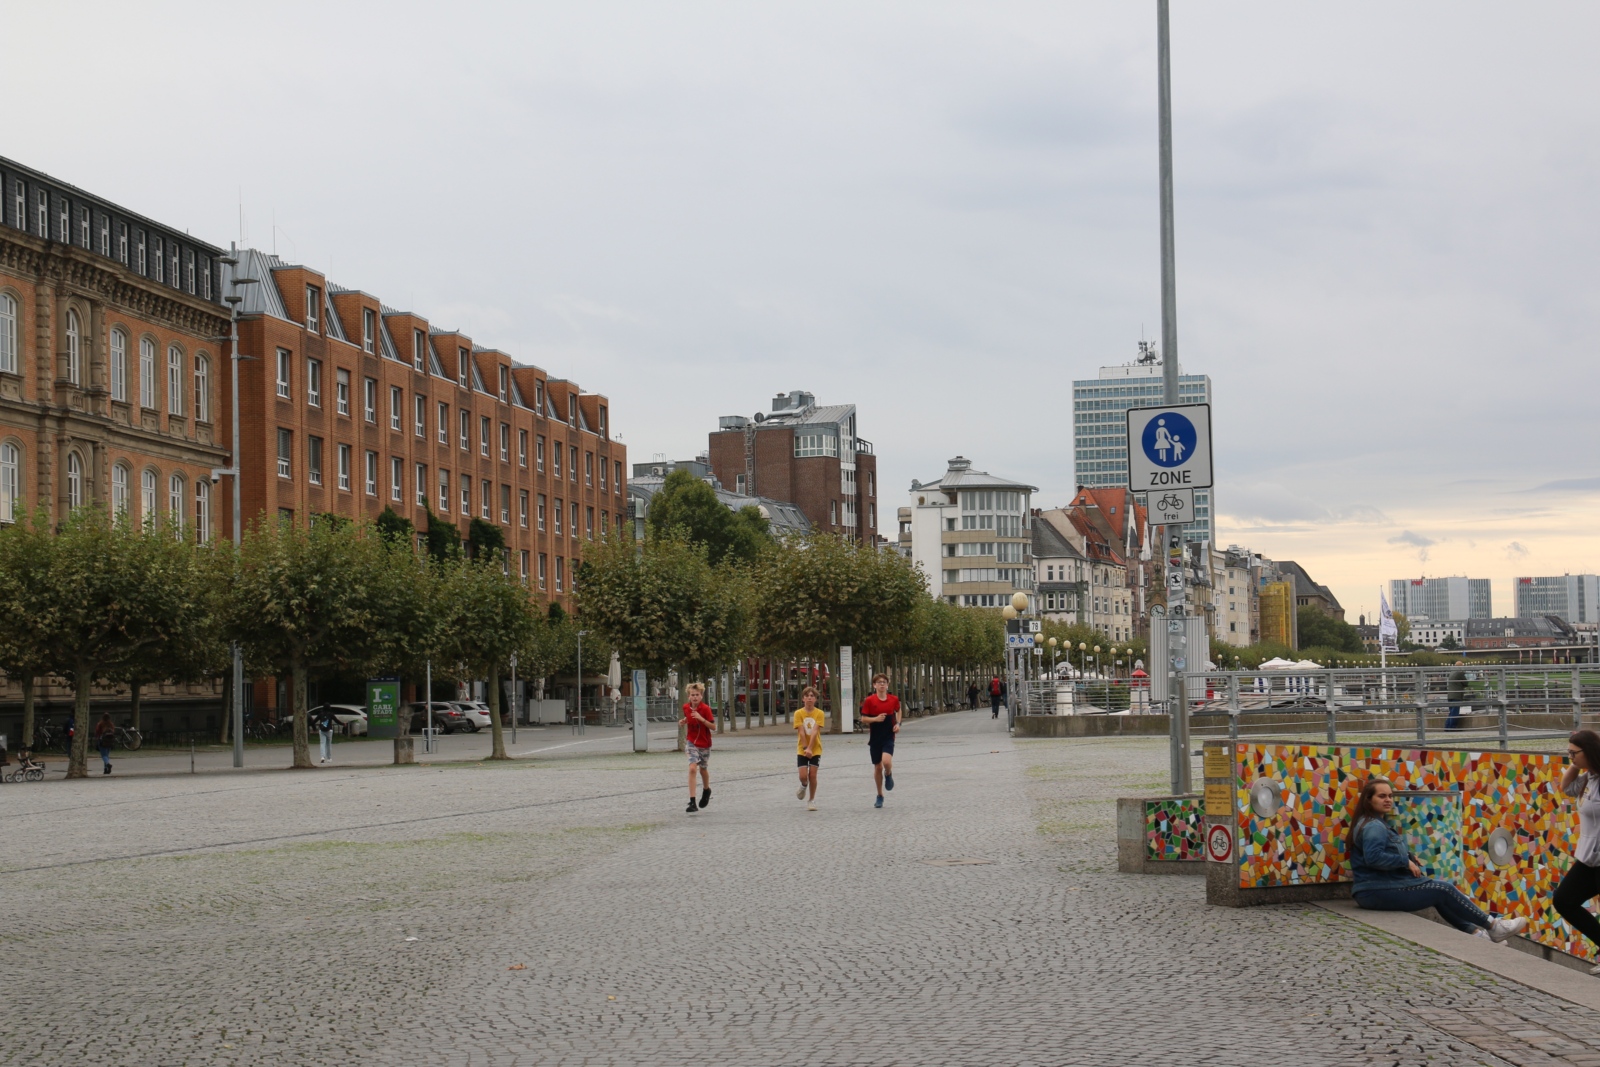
[1125,403,1213,491]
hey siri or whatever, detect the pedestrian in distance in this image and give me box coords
[93,712,115,775]
[681,682,714,814]
[989,675,1005,719]
[860,673,900,808]
[966,682,979,710]
[793,685,825,811]
[1349,778,1526,942]
[1553,729,1600,974]
[1445,666,1468,730]
[315,706,336,764]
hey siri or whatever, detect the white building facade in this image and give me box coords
[901,456,1036,606]
[1515,574,1600,625]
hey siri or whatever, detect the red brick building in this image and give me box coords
[226,248,626,607]
[706,390,878,543]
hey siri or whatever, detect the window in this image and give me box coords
[305,286,320,332]
[499,423,509,462]
[308,436,323,485]
[365,451,378,495]
[195,480,211,542]
[460,482,470,516]
[555,556,564,592]
[554,498,563,535]
[570,501,579,538]
[457,348,468,387]
[413,329,426,371]
[153,236,164,282]
[78,206,89,248]
[584,451,593,486]
[10,182,20,230]
[518,430,528,468]
[519,550,529,583]
[500,484,510,524]
[536,436,545,472]
[569,395,578,423]
[585,506,594,540]
[187,251,196,294]
[389,386,402,431]
[338,444,351,491]
[479,416,489,457]
[569,446,578,482]
[498,365,508,400]
[519,490,528,527]
[437,402,448,444]
[537,494,546,531]
[276,348,291,399]
[141,469,157,521]
[306,358,322,408]
[480,479,490,519]
[599,456,607,490]
[168,474,184,530]
[598,405,607,437]
[364,378,377,422]
[600,510,608,541]
[535,380,544,410]
[277,429,292,478]
[336,369,350,415]
[390,457,403,501]
[869,502,876,528]
[362,308,376,353]
[414,394,425,437]
[166,345,183,415]
[108,328,126,400]
[0,442,20,522]
[111,463,129,515]
[66,310,81,385]
[830,500,837,525]
[795,434,838,458]
[194,356,210,422]
[57,199,68,242]
[615,461,623,493]
[0,293,14,374]
[439,468,449,511]
[459,409,469,451]
[415,463,427,507]
[117,222,127,264]
[64,452,83,509]
[538,553,547,591]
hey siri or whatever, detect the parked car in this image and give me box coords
[407,702,466,734]
[451,700,492,735]
[309,703,368,736]
[450,701,493,732]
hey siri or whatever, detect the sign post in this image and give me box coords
[1127,403,1213,796]
[839,646,854,734]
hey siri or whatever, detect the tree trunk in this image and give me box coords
[487,668,509,759]
[129,681,143,734]
[19,675,35,748]
[66,671,92,778]
[219,669,232,745]
[290,663,312,769]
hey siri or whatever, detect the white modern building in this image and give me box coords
[1515,574,1600,625]
[1072,346,1213,543]
[899,456,1036,606]
[1390,576,1492,622]
[1407,620,1467,649]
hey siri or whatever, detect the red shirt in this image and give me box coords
[682,701,715,749]
[860,693,900,729]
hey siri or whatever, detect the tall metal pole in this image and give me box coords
[221,244,251,770]
[575,631,586,735]
[1158,0,1179,407]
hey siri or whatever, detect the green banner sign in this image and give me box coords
[367,677,401,740]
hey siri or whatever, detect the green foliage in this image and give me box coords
[430,557,538,758]
[1439,633,1460,651]
[425,509,462,562]
[375,506,414,545]
[0,511,59,743]
[748,533,923,659]
[1297,607,1364,654]
[1393,611,1410,642]
[646,468,773,566]
[575,532,747,681]
[467,517,505,560]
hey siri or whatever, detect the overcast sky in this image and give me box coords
[10,2,1597,622]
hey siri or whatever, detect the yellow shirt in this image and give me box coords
[793,707,825,756]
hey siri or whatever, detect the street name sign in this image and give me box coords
[1125,404,1212,491]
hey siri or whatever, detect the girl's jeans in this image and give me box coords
[1355,880,1490,932]
[319,730,332,762]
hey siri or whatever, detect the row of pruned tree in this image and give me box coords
[0,507,564,777]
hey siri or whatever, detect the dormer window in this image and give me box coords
[363,309,375,354]
[498,365,508,401]
[305,286,320,333]
[598,405,607,436]
[535,380,543,410]
[569,395,577,423]
[413,329,426,371]
[458,348,468,387]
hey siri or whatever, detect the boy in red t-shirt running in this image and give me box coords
[860,673,901,808]
[681,682,715,814]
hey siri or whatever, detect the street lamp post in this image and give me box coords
[217,246,257,770]
[574,630,588,735]
[510,651,518,746]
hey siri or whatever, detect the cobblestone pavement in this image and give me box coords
[7,710,1600,1065]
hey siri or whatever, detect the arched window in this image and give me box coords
[193,355,210,422]
[0,293,16,375]
[66,310,81,385]
[66,451,82,509]
[195,479,211,543]
[111,462,129,515]
[139,337,155,409]
[110,328,128,402]
[168,473,184,530]
[0,442,18,522]
[167,345,184,416]
[140,468,157,524]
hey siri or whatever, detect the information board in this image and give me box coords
[367,677,401,740]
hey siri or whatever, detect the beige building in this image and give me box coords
[900,456,1036,607]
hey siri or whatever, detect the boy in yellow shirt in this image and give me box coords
[792,685,825,811]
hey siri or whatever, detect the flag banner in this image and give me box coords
[1379,592,1399,652]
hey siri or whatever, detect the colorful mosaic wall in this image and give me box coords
[1233,743,1588,958]
[1391,792,1465,886]
[1144,797,1204,861]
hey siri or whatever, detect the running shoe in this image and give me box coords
[699,787,711,809]
[874,795,884,809]
[885,772,895,791]
[1488,917,1528,942]
[1589,962,1600,977]
[686,798,698,814]
[798,784,807,800]
[808,800,817,811]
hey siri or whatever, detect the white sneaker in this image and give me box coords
[1488,917,1528,943]
[797,784,807,800]
[1588,962,1600,976]
[1472,929,1492,940]
[807,800,817,811]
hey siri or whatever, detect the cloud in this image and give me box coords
[1505,541,1530,559]
[1387,530,1436,548]
[1529,476,1600,493]
[1221,484,1390,527]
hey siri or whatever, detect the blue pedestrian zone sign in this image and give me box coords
[1125,403,1213,491]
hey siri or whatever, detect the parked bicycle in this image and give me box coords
[114,725,143,751]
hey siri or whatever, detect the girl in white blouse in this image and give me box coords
[1555,729,1600,975]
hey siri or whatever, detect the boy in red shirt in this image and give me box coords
[681,682,715,814]
[860,673,901,808]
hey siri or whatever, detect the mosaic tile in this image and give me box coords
[1144,797,1203,862]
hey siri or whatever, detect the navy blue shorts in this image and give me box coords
[869,730,895,765]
